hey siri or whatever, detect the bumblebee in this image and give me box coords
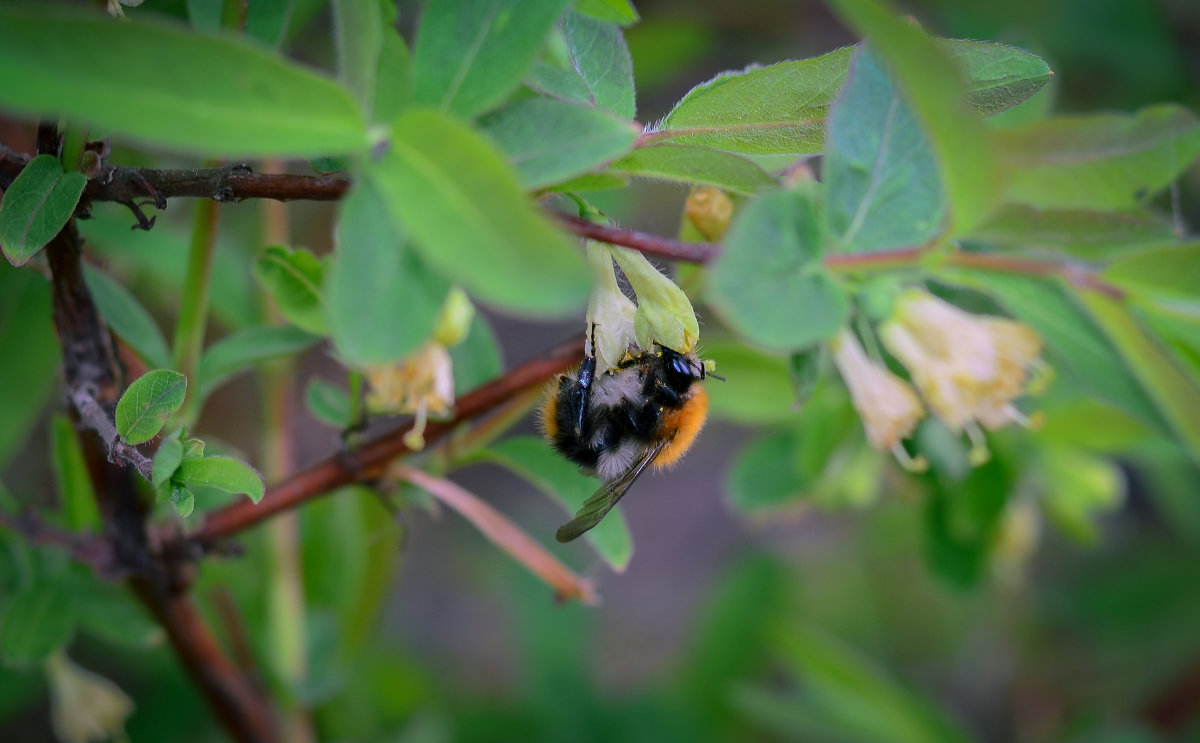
[539,340,710,542]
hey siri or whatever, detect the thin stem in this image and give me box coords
[173,197,220,396]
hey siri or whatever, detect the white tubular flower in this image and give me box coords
[608,245,700,353]
[44,650,134,743]
[879,289,1045,450]
[830,329,926,468]
[585,242,638,372]
[366,342,455,450]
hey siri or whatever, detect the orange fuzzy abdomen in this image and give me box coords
[653,386,708,470]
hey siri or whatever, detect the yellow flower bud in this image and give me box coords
[433,287,474,348]
[830,329,926,465]
[685,187,734,242]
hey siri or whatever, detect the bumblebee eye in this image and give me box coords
[670,356,691,377]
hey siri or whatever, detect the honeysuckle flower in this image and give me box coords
[830,329,926,469]
[366,342,455,450]
[608,245,700,353]
[106,0,144,16]
[44,650,134,743]
[585,243,638,372]
[685,187,734,241]
[879,288,1045,460]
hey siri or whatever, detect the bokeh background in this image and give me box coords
[2,0,1200,741]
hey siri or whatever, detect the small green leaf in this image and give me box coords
[245,0,292,47]
[182,437,206,461]
[450,313,504,392]
[824,46,945,252]
[0,7,366,157]
[50,416,100,531]
[82,264,171,369]
[197,324,319,397]
[939,39,1053,117]
[115,370,188,445]
[727,430,806,513]
[253,245,328,335]
[0,583,73,667]
[997,105,1200,211]
[1038,446,1122,544]
[174,456,266,503]
[0,264,59,470]
[0,155,86,267]
[574,0,639,25]
[333,0,383,112]
[609,144,777,194]
[707,187,849,352]
[412,0,573,118]
[526,61,595,107]
[152,427,184,490]
[653,48,854,154]
[305,378,353,428]
[560,11,636,118]
[926,457,1011,589]
[480,436,633,571]
[170,485,196,518]
[481,98,638,189]
[368,110,588,316]
[329,180,448,367]
[702,340,797,424]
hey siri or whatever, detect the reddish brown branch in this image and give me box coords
[554,213,720,263]
[188,336,586,550]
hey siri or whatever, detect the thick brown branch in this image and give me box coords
[188,336,586,550]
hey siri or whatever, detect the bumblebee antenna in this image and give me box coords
[706,371,726,382]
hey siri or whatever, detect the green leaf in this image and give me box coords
[1104,243,1200,301]
[707,186,849,352]
[701,340,797,424]
[0,7,366,157]
[333,0,383,113]
[329,180,449,367]
[925,457,1011,589]
[0,264,59,469]
[174,456,266,503]
[82,264,171,369]
[648,38,1046,156]
[450,313,504,391]
[373,28,413,124]
[0,155,86,267]
[560,11,636,118]
[526,61,594,108]
[368,109,588,316]
[253,245,329,335]
[948,271,1168,433]
[829,0,1001,235]
[480,436,633,571]
[481,98,638,189]
[0,583,73,667]
[574,0,638,25]
[170,485,196,518]
[652,47,854,154]
[1037,446,1122,544]
[824,46,945,252]
[412,0,572,118]
[996,105,1200,211]
[939,39,1052,117]
[245,0,293,47]
[197,324,319,397]
[609,144,776,194]
[186,0,222,31]
[50,416,100,531]
[115,370,188,445]
[305,378,353,428]
[152,427,185,491]
[968,205,1177,259]
[1077,291,1200,468]
[727,429,806,513]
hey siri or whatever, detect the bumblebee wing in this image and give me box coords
[555,439,669,543]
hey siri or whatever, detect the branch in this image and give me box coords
[0,510,124,579]
[186,336,586,550]
[554,213,720,263]
[68,386,154,481]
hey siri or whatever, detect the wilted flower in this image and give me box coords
[44,650,134,743]
[366,343,456,450]
[830,329,926,469]
[585,243,638,372]
[879,288,1045,461]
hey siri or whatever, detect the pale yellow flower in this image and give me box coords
[585,243,638,372]
[44,650,134,743]
[366,342,455,450]
[830,329,926,468]
[607,245,700,354]
[879,289,1045,458]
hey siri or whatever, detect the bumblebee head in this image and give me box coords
[660,347,706,393]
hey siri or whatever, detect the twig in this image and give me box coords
[554,213,720,263]
[186,336,586,551]
[67,386,154,482]
[0,510,124,579]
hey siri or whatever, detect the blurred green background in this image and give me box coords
[2,0,1200,741]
